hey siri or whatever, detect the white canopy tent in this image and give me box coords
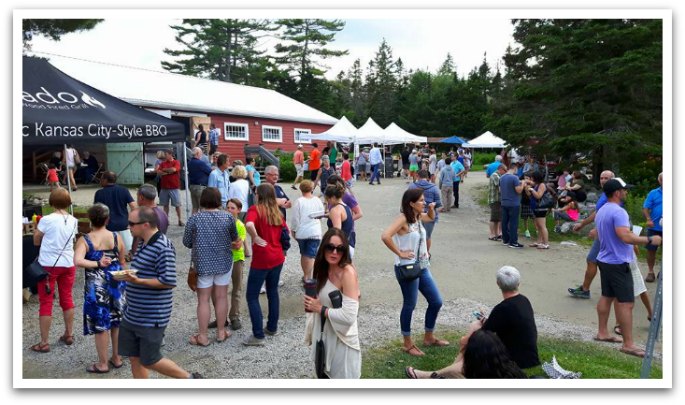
[462,131,507,148]
[383,122,428,144]
[308,116,359,142]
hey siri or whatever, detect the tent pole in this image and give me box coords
[181,142,191,223]
[64,144,73,215]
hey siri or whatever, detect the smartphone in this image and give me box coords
[472,310,484,320]
[329,290,343,309]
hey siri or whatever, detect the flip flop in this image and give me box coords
[594,335,623,343]
[423,338,450,347]
[613,325,623,336]
[109,359,124,369]
[619,346,646,358]
[401,344,425,357]
[216,330,232,343]
[488,236,498,241]
[189,333,211,347]
[86,363,110,374]
[537,244,550,249]
[405,366,418,379]
[30,342,50,353]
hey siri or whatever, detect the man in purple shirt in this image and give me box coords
[594,178,661,358]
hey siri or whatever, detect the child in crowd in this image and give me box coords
[226,198,249,330]
[46,163,60,191]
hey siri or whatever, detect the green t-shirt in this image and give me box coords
[329,146,338,162]
[232,219,246,262]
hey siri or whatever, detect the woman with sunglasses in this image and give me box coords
[381,188,448,357]
[304,228,361,378]
[243,183,288,346]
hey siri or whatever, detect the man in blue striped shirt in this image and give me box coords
[120,207,202,378]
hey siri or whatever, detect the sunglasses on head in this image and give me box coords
[323,244,345,254]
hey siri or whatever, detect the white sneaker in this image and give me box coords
[260,284,266,294]
[278,280,285,287]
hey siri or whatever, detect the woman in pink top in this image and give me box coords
[340,152,353,188]
[553,197,579,233]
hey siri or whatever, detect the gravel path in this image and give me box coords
[21,173,662,379]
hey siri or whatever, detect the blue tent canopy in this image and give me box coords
[440,135,467,144]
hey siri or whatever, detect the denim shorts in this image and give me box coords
[297,238,320,258]
[586,238,601,263]
[423,220,437,239]
[645,229,662,251]
[118,320,165,366]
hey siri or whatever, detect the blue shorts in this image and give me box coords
[646,229,662,252]
[297,238,321,258]
[586,238,600,264]
[423,220,437,239]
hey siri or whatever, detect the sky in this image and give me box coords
[27,15,516,81]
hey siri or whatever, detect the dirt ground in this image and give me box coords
[21,171,662,379]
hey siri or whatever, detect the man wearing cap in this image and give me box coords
[292,144,305,190]
[594,178,661,358]
[485,155,503,178]
[642,172,663,283]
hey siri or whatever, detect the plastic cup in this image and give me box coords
[632,225,643,236]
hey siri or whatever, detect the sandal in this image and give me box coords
[613,325,623,336]
[109,359,124,369]
[189,333,211,347]
[430,372,446,379]
[594,335,623,343]
[423,338,450,347]
[216,330,232,343]
[405,366,418,379]
[536,244,550,249]
[86,363,110,374]
[619,346,646,358]
[59,334,74,346]
[528,243,539,247]
[401,344,425,357]
[30,342,50,353]
[488,236,498,241]
[645,272,655,283]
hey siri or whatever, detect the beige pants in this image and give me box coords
[441,186,454,211]
[229,261,244,320]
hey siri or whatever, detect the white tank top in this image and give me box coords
[392,222,428,266]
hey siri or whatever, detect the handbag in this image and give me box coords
[537,189,554,209]
[314,310,327,378]
[280,225,291,251]
[187,262,198,292]
[397,222,425,281]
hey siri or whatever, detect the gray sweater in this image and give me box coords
[438,165,455,188]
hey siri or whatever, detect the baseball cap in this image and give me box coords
[603,178,633,195]
[297,144,303,148]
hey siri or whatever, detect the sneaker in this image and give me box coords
[260,285,266,294]
[508,243,525,249]
[242,335,265,346]
[264,328,279,336]
[278,280,285,287]
[568,286,591,299]
[554,226,561,233]
[230,319,242,330]
[524,229,531,238]
[190,372,204,379]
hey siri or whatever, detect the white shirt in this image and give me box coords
[65,148,77,167]
[369,147,383,165]
[37,213,78,267]
[290,196,324,240]
[227,178,250,212]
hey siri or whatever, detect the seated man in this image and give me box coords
[405,265,540,378]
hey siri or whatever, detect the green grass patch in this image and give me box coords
[361,330,662,379]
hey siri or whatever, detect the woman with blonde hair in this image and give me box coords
[228,165,250,220]
[243,183,288,346]
[73,203,127,373]
[291,180,324,279]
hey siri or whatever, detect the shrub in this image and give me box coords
[274,150,296,182]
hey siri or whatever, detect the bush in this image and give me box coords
[274,150,296,182]
[472,152,497,171]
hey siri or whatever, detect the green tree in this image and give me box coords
[437,52,457,77]
[365,38,398,127]
[488,19,662,181]
[23,19,102,48]
[162,19,276,86]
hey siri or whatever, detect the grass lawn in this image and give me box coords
[361,330,662,379]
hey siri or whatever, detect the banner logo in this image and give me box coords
[80,92,106,109]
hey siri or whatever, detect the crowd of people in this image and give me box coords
[25,137,663,380]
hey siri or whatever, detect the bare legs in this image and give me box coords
[300,256,315,280]
[129,357,190,379]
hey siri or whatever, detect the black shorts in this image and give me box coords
[489,202,502,222]
[597,261,634,303]
[533,209,548,218]
[118,320,166,366]
[309,168,319,181]
[646,229,662,252]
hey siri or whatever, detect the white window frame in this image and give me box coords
[224,122,249,141]
[261,125,283,143]
[294,128,312,144]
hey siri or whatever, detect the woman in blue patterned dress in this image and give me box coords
[183,187,239,346]
[74,203,127,374]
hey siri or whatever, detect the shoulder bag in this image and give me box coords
[537,187,554,209]
[187,261,198,292]
[280,224,291,252]
[397,222,424,281]
[314,310,327,378]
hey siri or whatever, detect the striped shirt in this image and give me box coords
[124,232,176,327]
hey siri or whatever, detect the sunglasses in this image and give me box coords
[323,244,345,254]
[128,221,148,227]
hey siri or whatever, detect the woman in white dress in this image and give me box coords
[304,228,361,379]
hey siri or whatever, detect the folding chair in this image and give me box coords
[91,163,105,183]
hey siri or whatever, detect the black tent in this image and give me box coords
[22,56,185,145]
